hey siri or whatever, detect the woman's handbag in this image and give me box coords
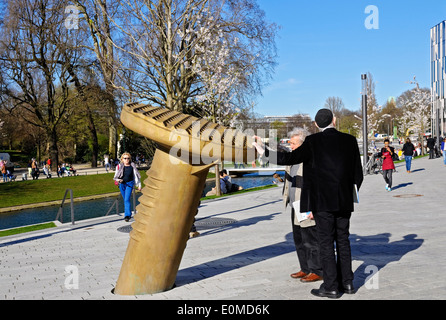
[114,164,122,186]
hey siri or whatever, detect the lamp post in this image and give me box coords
[361,74,368,169]
[436,95,441,152]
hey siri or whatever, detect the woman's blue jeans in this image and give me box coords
[443,152,446,165]
[405,156,412,172]
[119,181,135,218]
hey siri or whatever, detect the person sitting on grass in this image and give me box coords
[43,164,52,178]
[221,169,243,193]
[69,164,76,176]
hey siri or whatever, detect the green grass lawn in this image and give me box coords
[201,184,278,201]
[0,222,56,237]
[394,153,428,164]
[0,172,146,209]
[0,170,253,209]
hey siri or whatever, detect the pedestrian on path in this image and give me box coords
[113,152,142,222]
[441,138,446,166]
[402,138,415,173]
[380,139,396,192]
[427,136,435,159]
[252,108,363,299]
[104,154,111,173]
[31,158,39,180]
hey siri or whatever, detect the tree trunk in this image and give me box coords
[86,107,99,168]
[215,163,221,196]
[108,117,117,158]
[48,128,59,170]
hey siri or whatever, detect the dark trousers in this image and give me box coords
[291,209,323,277]
[429,148,435,159]
[313,211,353,291]
[382,169,393,188]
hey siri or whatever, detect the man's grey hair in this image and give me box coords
[288,127,309,143]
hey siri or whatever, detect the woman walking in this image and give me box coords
[402,138,415,173]
[380,139,395,192]
[114,152,142,222]
[442,138,446,166]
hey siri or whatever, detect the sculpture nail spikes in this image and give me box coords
[114,103,257,295]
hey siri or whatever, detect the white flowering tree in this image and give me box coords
[397,85,431,138]
[107,0,277,117]
[365,72,383,137]
[189,18,249,125]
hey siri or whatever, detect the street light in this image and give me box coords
[436,95,441,152]
[361,74,368,169]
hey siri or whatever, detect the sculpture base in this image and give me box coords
[114,149,212,295]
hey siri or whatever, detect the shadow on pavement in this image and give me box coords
[391,182,413,191]
[350,233,424,291]
[178,230,424,291]
[196,212,281,237]
[176,232,295,287]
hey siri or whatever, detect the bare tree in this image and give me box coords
[324,96,344,116]
[0,0,75,169]
[73,0,120,158]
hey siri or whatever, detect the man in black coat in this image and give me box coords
[427,137,435,159]
[252,109,363,298]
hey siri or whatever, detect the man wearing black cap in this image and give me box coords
[253,109,363,299]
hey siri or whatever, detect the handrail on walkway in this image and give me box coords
[105,188,138,217]
[105,198,120,217]
[55,187,138,225]
[55,189,74,225]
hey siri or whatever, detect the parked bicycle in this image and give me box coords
[364,152,383,175]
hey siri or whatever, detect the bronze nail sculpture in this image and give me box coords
[114,103,256,295]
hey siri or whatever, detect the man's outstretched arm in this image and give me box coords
[252,136,310,166]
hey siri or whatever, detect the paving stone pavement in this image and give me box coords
[1,156,446,300]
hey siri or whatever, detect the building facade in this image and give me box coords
[234,114,313,139]
[431,21,446,140]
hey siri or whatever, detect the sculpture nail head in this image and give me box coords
[120,103,257,166]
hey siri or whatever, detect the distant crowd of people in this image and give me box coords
[1,152,150,184]
[27,158,77,180]
[0,157,79,183]
[367,136,446,192]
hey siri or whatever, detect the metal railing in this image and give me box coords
[105,188,138,216]
[105,198,120,217]
[55,187,138,225]
[55,189,75,225]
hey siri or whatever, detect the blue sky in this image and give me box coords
[254,0,446,117]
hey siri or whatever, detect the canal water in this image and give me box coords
[0,172,284,230]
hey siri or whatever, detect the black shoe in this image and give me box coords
[339,283,356,294]
[311,286,341,299]
[124,216,131,222]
